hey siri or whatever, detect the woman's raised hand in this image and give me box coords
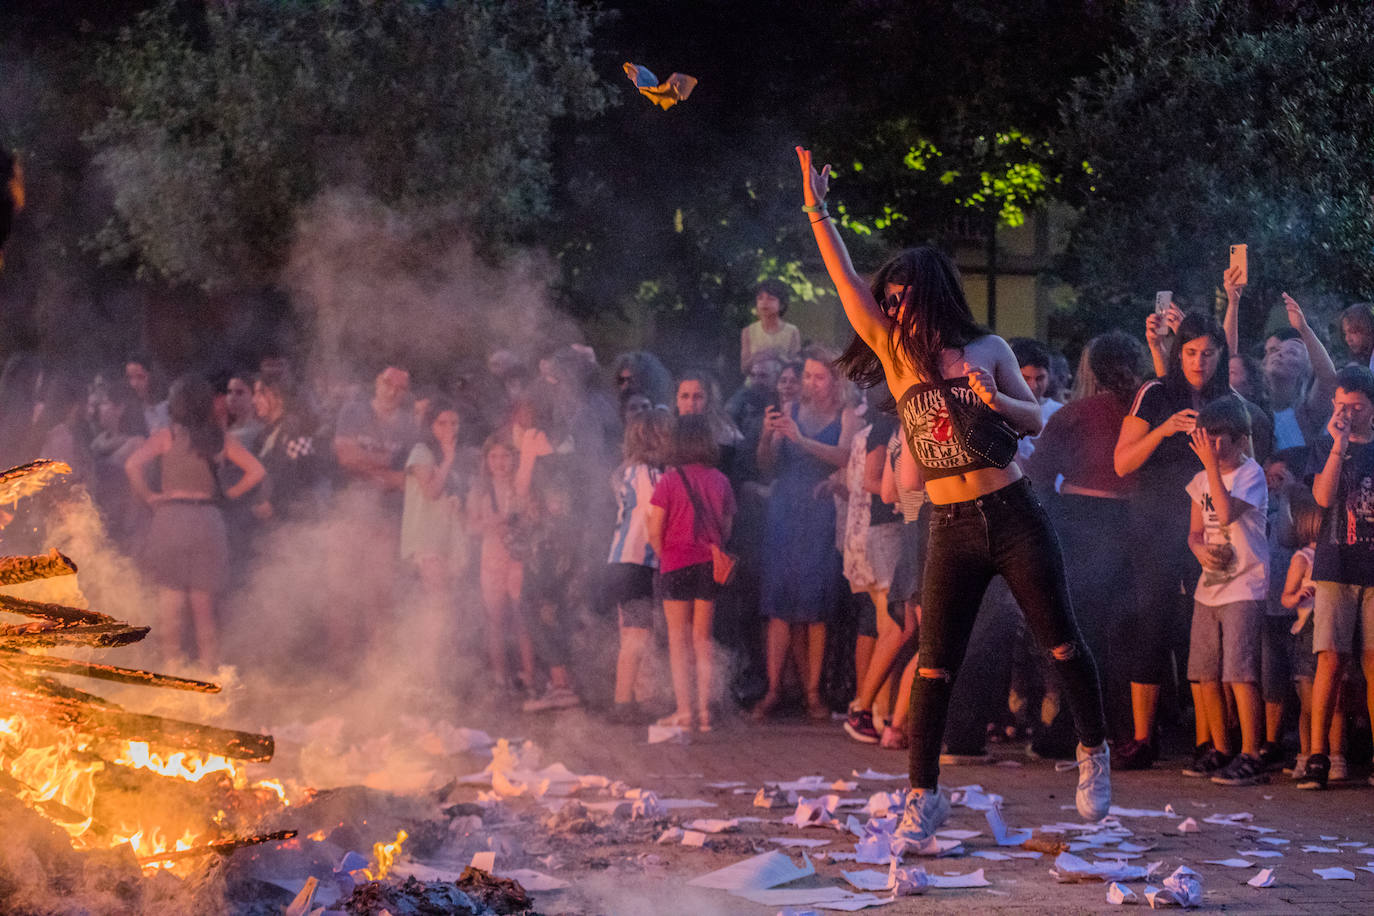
[1282,293,1310,334]
[796,147,830,208]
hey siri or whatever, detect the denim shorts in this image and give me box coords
[1187,599,1262,683]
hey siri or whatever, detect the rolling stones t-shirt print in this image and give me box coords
[897,379,981,480]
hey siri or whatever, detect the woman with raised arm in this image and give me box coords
[796,147,1110,841]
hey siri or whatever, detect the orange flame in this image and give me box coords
[364,829,408,881]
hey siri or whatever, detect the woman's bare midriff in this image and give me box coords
[923,464,1024,506]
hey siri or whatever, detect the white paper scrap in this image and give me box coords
[656,827,682,844]
[681,830,708,848]
[707,781,747,789]
[1109,806,1172,818]
[469,851,496,872]
[928,868,990,889]
[1204,859,1252,868]
[1107,881,1137,904]
[971,851,1012,861]
[1256,837,1289,846]
[1302,846,1341,853]
[852,768,905,781]
[1314,867,1355,880]
[811,895,898,912]
[1247,868,1275,888]
[986,802,1033,846]
[888,862,931,896]
[855,835,895,865]
[1176,818,1200,833]
[1051,852,1150,883]
[1162,866,1202,907]
[731,887,871,906]
[936,829,982,841]
[688,851,815,890]
[1236,850,1282,859]
[658,798,717,809]
[769,837,833,848]
[685,818,739,834]
[842,869,892,892]
[1006,851,1043,859]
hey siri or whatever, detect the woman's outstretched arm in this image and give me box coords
[796,147,892,354]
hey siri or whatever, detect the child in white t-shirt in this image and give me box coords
[1183,396,1270,786]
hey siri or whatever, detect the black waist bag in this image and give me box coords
[945,393,1020,469]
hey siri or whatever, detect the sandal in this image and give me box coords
[656,711,693,729]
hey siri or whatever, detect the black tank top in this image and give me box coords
[896,378,1004,481]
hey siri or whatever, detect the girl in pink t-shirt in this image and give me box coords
[648,415,736,732]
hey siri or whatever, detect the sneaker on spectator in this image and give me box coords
[1285,754,1309,778]
[1257,741,1285,772]
[1114,737,1156,771]
[880,725,907,749]
[523,686,580,712]
[1295,753,1329,790]
[1329,754,1348,781]
[1182,747,1233,778]
[1211,753,1268,786]
[1055,742,1111,821]
[843,708,880,744]
[894,787,950,843]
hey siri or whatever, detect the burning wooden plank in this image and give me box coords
[0,593,116,627]
[0,652,221,693]
[133,828,297,866]
[0,459,70,504]
[0,683,274,761]
[0,549,77,586]
[0,620,149,648]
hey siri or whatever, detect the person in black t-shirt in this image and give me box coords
[1299,365,1374,789]
[1114,311,1231,770]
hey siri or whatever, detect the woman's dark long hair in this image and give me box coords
[418,396,461,467]
[1164,311,1231,403]
[837,246,988,392]
[167,374,224,461]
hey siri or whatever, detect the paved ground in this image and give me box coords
[499,707,1374,915]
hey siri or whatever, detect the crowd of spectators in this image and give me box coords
[4,274,1373,791]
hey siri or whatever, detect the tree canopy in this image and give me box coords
[87,0,609,289]
[1055,0,1374,339]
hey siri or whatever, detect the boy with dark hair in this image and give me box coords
[1301,364,1374,788]
[1184,395,1270,785]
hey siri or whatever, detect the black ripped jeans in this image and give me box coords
[908,478,1107,789]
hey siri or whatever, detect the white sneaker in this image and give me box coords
[893,787,950,843]
[1057,742,1111,821]
[1329,755,1348,781]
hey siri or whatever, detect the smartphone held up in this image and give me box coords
[1229,243,1248,286]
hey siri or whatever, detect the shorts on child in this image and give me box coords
[655,562,718,602]
[606,562,655,605]
[1187,599,1262,683]
[1312,581,1374,654]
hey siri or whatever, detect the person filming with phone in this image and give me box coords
[1114,311,1233,770]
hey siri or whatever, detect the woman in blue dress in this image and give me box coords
[753,345,861,719]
